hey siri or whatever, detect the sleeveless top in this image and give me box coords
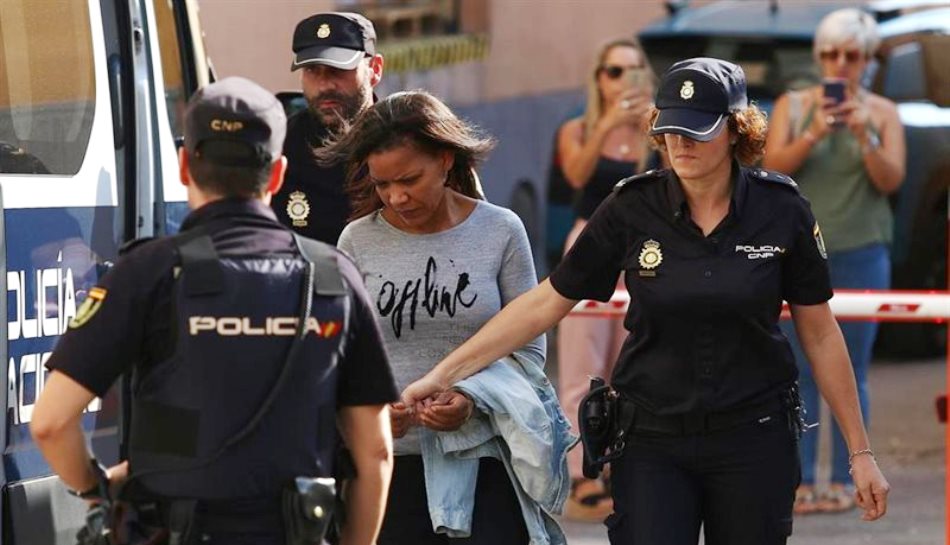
[787,91,892,253]
[575,156,638,219]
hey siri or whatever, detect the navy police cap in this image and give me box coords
[650,57,748,142]
[291,12,376,71]
[184,77,286,167]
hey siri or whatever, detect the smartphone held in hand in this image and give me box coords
[822,78,846,105]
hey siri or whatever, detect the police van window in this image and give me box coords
[0,1,96,175]
[153,0,187,138]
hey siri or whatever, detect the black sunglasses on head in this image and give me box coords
[600,64,644,80]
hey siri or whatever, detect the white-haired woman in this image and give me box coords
[763,8,905,515]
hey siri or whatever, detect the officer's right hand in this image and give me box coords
[389,402,414,439]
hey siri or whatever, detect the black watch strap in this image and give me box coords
[67,459,110,501]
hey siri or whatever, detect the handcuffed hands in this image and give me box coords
[415,390,474,432]
[393,378,476,437]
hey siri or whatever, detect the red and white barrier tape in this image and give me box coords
[570,289,950,322]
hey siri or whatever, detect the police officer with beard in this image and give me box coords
[272,12,384,245]
[31,77,397,545]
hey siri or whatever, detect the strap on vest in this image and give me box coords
[293,235,346,296]
[174,229,224,296]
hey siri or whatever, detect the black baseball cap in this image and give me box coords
[184,77,286,167]
[291,12,376,71]
[650,57,748,142]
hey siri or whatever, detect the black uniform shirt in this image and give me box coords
[550,165,832,415]
[271,111,350,245]
[47,198,398,407]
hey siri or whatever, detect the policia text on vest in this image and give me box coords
[30,78,399,545]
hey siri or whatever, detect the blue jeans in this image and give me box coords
[780,243,890,485]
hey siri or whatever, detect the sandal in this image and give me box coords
[817,484,856,513]
[564,478,613,522]
[793,485,820,515]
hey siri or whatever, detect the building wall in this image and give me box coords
[196,0,669,101]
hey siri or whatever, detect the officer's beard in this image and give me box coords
[307,90,367,134]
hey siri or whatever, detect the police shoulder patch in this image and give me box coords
[750,168,799,192]
[119,236,157,256]
[613,168,667,194]
[69,287,108,329]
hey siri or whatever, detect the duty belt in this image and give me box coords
[624,396,788,436]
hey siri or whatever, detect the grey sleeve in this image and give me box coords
[336,227,356,262]
[498,213,547,368]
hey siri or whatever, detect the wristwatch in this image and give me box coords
[67,459,110,501]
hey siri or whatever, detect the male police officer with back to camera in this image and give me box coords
[30,77,398,545]
[271,12,383,245]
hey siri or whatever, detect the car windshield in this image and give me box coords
[640,36,818,112]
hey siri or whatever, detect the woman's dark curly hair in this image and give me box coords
[315,90,495,220]
[647,104,768,166]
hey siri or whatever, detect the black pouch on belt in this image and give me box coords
[281,477,336,545]
[578,377,633,479]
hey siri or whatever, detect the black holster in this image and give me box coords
[577,377,634,478]
[281,477,336,545]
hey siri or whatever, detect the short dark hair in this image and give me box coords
[316,90,495,220]
[187,154,272,198]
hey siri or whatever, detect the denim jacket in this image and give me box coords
[419,352,578,545]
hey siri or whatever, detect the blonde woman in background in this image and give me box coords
[555,38,659,521]
[763,8,905,515]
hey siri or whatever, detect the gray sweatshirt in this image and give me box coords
[337,200,546,454]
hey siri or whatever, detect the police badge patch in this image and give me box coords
[69,287,107,329]
[638,239,663,277]
[287,191,311,227]
[813,222,828,259]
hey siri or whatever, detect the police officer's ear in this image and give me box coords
[179,147,192,187]
[264,156,289,201]
[367,54,384,87]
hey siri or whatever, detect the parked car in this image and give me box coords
[639,0,950,356]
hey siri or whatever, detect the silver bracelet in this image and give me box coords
[848,448,875,474]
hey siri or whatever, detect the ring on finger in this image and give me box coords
[825,115,836,125]
[621,99,631,110]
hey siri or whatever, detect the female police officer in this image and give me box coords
[403,58,890,545]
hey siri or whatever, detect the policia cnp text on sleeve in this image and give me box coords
[31,77,398,545]
[403,58,889,545]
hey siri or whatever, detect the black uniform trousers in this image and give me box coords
[606,410,800,545]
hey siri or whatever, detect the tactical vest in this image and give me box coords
[127,229,348,501]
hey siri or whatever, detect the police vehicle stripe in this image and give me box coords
[651,113,726,138]
[0,0,117,210]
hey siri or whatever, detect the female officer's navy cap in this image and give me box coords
[184,77,287,167]
[650,57,748,142]
[291,12,376,71]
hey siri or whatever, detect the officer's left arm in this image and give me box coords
[337,404,393,545]
[790,303,889,521]
[30,371,101,494]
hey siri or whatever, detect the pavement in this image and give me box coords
[548,356,945,544]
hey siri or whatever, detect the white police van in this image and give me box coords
[0,0,209,540]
